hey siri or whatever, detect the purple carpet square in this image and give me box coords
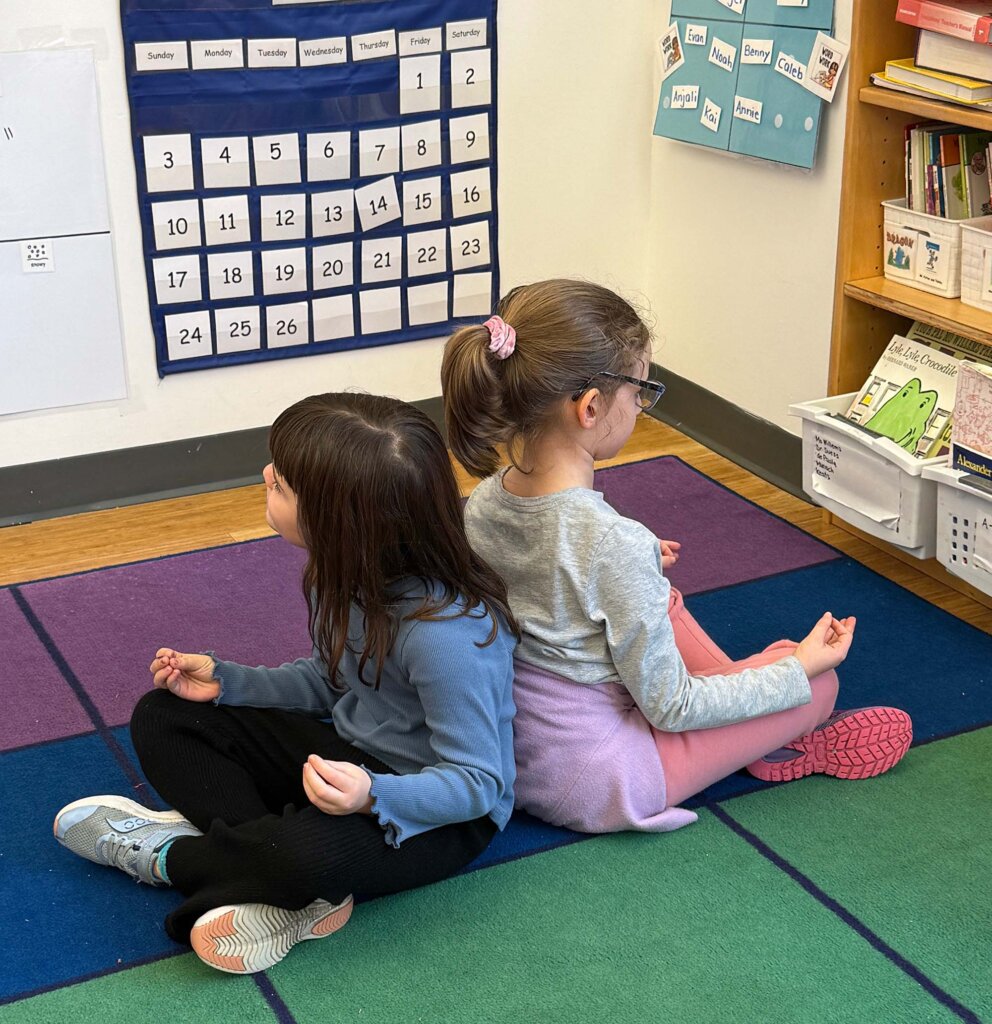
[19,539,310,729]
[595,457,839,596]
[0,589,94,752]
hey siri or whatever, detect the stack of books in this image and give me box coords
[872,1,992,107]
[843,321,992,460]
[901,121,992,216]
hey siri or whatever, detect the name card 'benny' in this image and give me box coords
[671,85,699,109]
[732,95,762,124]
[708,37,737,73]
[700,97,721,132]
[684,24,707,46]
[740,38,773,64]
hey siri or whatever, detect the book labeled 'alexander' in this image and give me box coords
[896,0,992,43]
[951,360,992,477]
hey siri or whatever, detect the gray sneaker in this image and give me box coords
[53,795,201,886]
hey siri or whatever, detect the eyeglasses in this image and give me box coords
[571,371,667,411]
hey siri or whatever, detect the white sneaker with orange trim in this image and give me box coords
[190,896,354,974]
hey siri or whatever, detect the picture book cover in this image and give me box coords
[951,360,992,477]
[961,132,992,215]
[845,334,963,458]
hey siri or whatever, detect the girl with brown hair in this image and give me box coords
[441,278,911,835]
[53,392,519,974]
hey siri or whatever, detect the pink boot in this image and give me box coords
[747,707,912,783]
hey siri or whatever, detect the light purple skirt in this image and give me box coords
[512,660,698,834]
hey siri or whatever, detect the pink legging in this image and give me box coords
[654,588,839,807]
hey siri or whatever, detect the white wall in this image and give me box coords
[0,1,654,468]
[1,0,849,467]
[648,1,853,433]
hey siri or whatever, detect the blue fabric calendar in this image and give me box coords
[653,0,834,170]
[120,0,498,376]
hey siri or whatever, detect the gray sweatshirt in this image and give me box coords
[464,469,811,732]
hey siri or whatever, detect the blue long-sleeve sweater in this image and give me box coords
[211,584,517,848]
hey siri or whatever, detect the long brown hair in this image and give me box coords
[269,393,519,688]
[441,279,651,478]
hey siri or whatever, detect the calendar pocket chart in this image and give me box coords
[653,0,833,170]
[121,0,499,376]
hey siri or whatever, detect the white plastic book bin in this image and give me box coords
[921,464,992,597]
[959,215,992,312]
[790,393,942,559]
[881,197,963,298]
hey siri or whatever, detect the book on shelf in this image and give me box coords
[869,71,992,109]
[960,130,992,213]
[951,360,992,477]
[917,29,992,81]
[896,1,992,44]
[884,57,992,100]
[844,334,963,458]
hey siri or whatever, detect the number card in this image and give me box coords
[449,219,490,270]
[252,133,301,185]
[215,306,260,353]
[143,134,194,192]
[153,254,202,304]
[122,0,499,376]
[306,131,351,182]
[313,241,355,290]
[267,301,310,348]
[207,250,254,299]
[355,176,402,231]
[201,136,251,189]
[311,189,355,237]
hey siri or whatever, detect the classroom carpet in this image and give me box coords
[1,455,989,1024]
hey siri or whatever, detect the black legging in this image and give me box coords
[130,689,497,944]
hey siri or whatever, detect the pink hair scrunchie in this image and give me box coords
[484,315,516,360]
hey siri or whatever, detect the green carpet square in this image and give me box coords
[727,728,991,1022]
[268,813,960,1024]
[0,956,273,1024]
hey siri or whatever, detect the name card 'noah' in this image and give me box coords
[671,85,699,109]
[733,95,762,124]
[708,37,737,73]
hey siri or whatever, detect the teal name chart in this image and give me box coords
[653,0,835,170]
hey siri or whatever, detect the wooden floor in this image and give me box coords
[4,416,992,633]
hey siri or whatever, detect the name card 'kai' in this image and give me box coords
[701,98,721,132]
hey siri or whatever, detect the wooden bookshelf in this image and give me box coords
[828,0,992,610]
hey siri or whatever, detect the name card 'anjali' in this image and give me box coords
[741,38,773,64]
[701,97,721,133]
[732,94,762,124]
[708,37,737,73]
[671,85,699,110]
[684,24,707,46]
[774,52,806,85]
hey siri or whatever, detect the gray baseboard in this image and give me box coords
[648,362,805,500]
[0,374,804,527]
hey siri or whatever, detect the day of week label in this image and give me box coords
[399,28,443,56]
[701,98,721,132]
[135,41,189,72]
[352,30,397,61]
[774,51,806,84]
[299,37,348,66]
[684,24,708,46]
[708,37,737,73]
[671,85,699,109]
[190,39,244,70]
[733,95,763,123]
[741,38,773,64]
[447,19,487,50]
[247,38,296,68]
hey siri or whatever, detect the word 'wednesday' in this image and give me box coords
[135,21,486,71]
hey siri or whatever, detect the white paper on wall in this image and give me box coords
[0,48,127,416]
